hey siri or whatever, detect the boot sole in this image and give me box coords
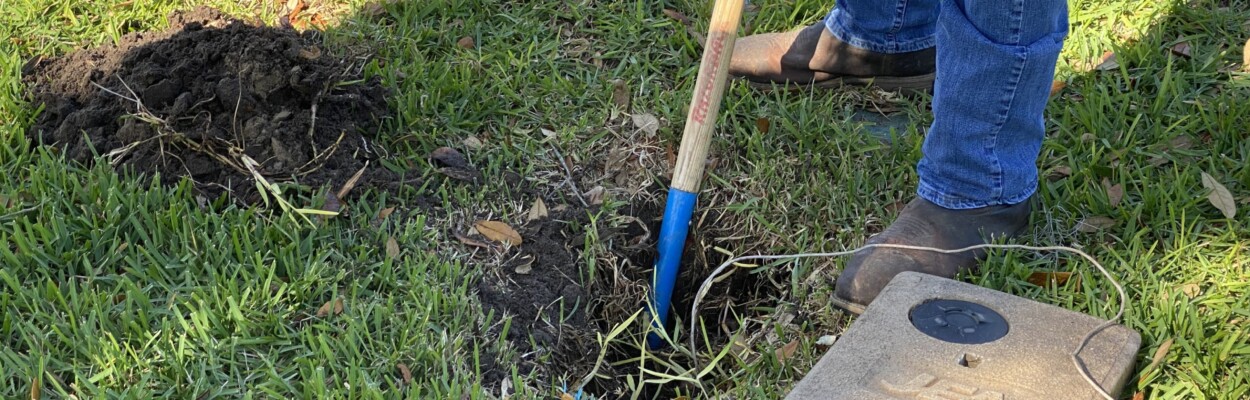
[742,73,936,95]
[830,295,867,315]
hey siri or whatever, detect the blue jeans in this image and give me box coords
[826,0,1069,209]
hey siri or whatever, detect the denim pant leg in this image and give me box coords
[916,0,1069,209]
[824,0,938,54]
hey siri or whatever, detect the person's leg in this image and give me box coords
[728,0,938,92]
[834,0,1069,311]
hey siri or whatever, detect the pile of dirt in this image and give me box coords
[23,7,396,202]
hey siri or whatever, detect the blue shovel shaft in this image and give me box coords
[647,187,699,349]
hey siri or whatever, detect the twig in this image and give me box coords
[550,142,588,207]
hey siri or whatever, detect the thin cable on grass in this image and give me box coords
[688,243,1126,400]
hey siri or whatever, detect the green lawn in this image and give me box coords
[2,0,1249,399]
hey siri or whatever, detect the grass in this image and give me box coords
[2,0,1249,399]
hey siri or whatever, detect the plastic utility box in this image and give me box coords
[786,272,1140,400]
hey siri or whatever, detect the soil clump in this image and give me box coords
[24,7,396,202]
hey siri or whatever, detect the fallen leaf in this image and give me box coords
[1050,80,1067,97]
[611,79,630,110]
[1170,42,1192,59]
[475,221,523,246]
[1138,338,1174,385]
[1094,51,1119,71]
[336,163,368,200]
[322,191,342,214]
[815,335,837,347]
[1200,171,1237,219]
[632,113,660,135]
[453,231,495,249]
[541,128,558,140]
[1076,216,1116,233]
[317,297,344,317]
[29,376,39,400]
[397,363,412,385]
[386,236,400,259]
[1026,271,1080,289]
[1180,283,1202,298]
[686,25,707,48]
[584,186,605,205]
[377,207,396,221]
[298,46,322,60]
[560,393,575,400]
[514,255,534,274]
[1047,165,1072,182]
[1132,392,1145,400]
[527,198,549,221]
[462,136,484,150]
[457,36,476,49]
[1103,179,1124,208]
[430,147,481,182]
[663,8,691,25]
[775,339,800,363]
[756,117,771,134]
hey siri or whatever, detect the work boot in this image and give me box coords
[729,23,936,92]
[832,196,1034,314]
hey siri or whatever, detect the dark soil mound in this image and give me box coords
[23,7,395,202]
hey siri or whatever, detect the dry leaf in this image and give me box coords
[1076,216,1116,232]
[29,376,39,400]
[377,207,396,221]
[386,236,400,259]
[663,8,691,25]
[298,46,322,60]
[453,231,495,249]
[1170,41,1190,58]
[632,113,660,135]
[1050,80,1067,97]
[1170,42,1192,58]
[321,192,342,217]
[462,136,484,150]
[1132,392,1145,400]
[584,186,605,205]
[1103,179,1125,208]
[1094,51,1119,71]
[1181,283,1202,298]
[476,221,523,246]
[336,163,368,200]
[514,255,534,274]
[1047,165,1072,181]
[1138,338,1174,384]
[317,297,344,317]
[457,36,476,49]
[541,128,558,140]
[560,393,575,400]
[611,79,630,110]
[1026,271,1079,289]
[756,117,771,134]
[527,198,549,221]
[686,25,707,48]
[775,339,800,363]
[397,363,413,385]
[1200,171,1237,219]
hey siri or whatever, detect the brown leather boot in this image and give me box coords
[729,23,935,92]
[831,196,1034,314]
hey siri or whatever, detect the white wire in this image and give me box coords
[687,243,1125,400]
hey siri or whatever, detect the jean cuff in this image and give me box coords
[916,179,1037,210]
[824,15,935,54]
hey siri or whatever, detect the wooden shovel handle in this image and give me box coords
[670,0,744,193]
